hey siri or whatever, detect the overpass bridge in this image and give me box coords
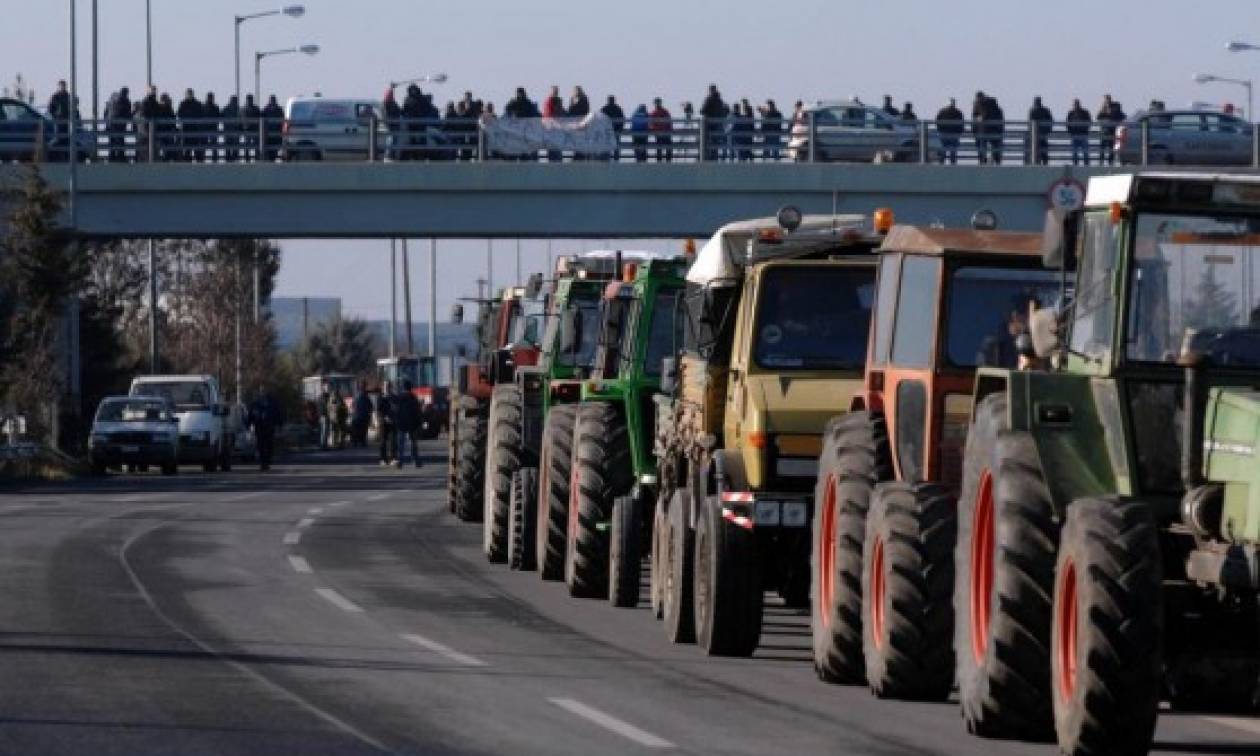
[2,162,1129,239]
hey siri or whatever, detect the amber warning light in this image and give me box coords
[874,208,895,234]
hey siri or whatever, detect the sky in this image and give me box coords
[9,0,1260,319]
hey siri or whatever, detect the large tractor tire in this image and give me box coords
[862,481,956,701]
[484,385,524,563]
[535,404,577,581]
[954,393,1058,741]
[1052,497,1161,756]
[609,495,642,608]
[650,494,668,619]
[694,495,763,657]
[508,467,538,571]
[446,398,460,514]
[663,489,696,644]
[811,412,891,684]
[565,402,633,599]
[453,396,488,523]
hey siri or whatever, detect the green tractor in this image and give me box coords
[563,255,689,604]
[954,172,1260,754]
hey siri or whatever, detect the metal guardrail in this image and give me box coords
[6,115,1260,168]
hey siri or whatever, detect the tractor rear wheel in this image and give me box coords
[508,467,538,571]
[955,393,1057,741]
[862,481,956,701]
[453,396,487,523]
[447,398,460,513]
[650,495,667,618]
[565,403,632,599]
[484,385,524,563]
[1052,497,1161,756]
[536,404,577,581]
[694,495,762,656]
[609,495,642,608]
[811,412,891,684]
[663,489,695,644]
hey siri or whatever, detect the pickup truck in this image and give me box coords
[129,374,234,472]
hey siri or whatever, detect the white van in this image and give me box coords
[283,96,387,161]
[129,374,234,472]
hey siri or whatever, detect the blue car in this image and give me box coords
[0,97,94,162]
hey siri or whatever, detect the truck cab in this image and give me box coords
[129,374,233,472]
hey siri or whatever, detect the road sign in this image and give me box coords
[1047,178,1086,211]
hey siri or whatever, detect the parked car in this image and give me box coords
[283,96,388,161]
[88,395,180,475]
[786,100,938,163]
[0,98,94,162]
[129,374,234,472]
[1117,109,1254,166]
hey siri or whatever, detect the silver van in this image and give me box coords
[1117,109,1254,166]
[283,96,386,161]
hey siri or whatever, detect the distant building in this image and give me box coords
[271,297,342,350]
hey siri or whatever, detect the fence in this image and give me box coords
[6,114,1260,168]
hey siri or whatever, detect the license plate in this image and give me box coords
[122,445,140,454]
[782,501,808,527]
[754,500,780,526]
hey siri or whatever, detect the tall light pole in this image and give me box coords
[235,5,305,103]
[145,0,152,87]
[428,239,437,358]
[254,44,319,107]
[389,240,397,358]
[91,0,98,123]
[145,1,157,372]
[402,239,414,355]
[1194,72,1253,120]
[388,73,448,89]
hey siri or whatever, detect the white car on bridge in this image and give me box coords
[787,99,939,163]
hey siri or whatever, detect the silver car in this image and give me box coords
[787,100,938,162]
[88,395,180,475]
[1117,109,1254,166]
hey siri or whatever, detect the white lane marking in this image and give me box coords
[548,698,675,749]
[296,517,315,530]
[1200,715,1260,737]
[328,500,351,508]
[282,531,301,546]
[307,507,324,515]
[287,555,313,574]
[119,520,389,753]
[226,492,262,502]
[314,587,363,613]
[367,493,389,502]
[398,633,488,667]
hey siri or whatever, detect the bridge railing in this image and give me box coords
[6,115,1260,168]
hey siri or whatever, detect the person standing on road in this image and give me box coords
[376,382,396,466]
[935,98,964,164]
[248,386,284,472]
[327,389,348,449]
[1097,94,1118,165]
[649,97,673,162]
[1027,96,1053,165]
[394,381,422,468]
[1066,98,1092,166]
[601,95,625,161]
[317,383,331,450]
[351,382,372,447]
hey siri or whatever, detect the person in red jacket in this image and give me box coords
[649,97,673,163]
[541,85,566,162]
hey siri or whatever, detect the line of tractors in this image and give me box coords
[445,171,1260,755]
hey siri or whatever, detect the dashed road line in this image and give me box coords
[282,531,301,546]
[398,633,488,667]
[314,587,363,613]
[367,493,389,502]
[548,698,675,749]
[226,492,262,502]
[296,517,315,530]
[307,506,324,515]
[287,555,313,574]
[328,500,351,508]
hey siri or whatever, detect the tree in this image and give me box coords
[294,316,379,377]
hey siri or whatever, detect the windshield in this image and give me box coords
[96,399,169,423]
[550,295,600,369]
[642,289,683,377]
[133,381,212,410]
[1126,213,1260,367]
[753,265,875,370]
[946,266,1061,368]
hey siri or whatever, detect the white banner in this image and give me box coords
[484,113,617,156]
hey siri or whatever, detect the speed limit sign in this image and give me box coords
[1047,178,1086,211]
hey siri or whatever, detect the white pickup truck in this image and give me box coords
[129,374,234,472]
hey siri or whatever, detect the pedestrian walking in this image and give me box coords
[1097,94,1118,165]
[699,84,727,161]
[1066,98,1092,165]
[759,99,782,160]
[262,95,284,161]
[394,381,422,468]
[601,95,625,161]
[248,386,284,471]
[1027,96,1053,165]
[376,383,396,466]
[649,97,673,162]
[203,92,221,162]
[935,98,964,164]
[630,104,650,163]
[351,382,372,447]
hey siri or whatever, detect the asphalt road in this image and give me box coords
[1,442,1258,756]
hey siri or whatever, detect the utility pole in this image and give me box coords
[486,239,494,296]
[146,0,158,373]
[428,238,437,357]
[91,0,99,123]
[402,238,414,355]
[389,239,397,357]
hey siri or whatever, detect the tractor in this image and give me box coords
[651,209,883,656]
[955,172,1260,754]
[808,223,1060,700]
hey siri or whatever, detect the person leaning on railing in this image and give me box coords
[222,95,241,162]
[1066,98,1092,166]
[935,98,965,164]
[103,86,132,163]
[758,99,782,160]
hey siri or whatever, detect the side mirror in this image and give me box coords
[560,307,582,353]
[450,303,464,324]
[660,357,678,394]
[525,272,544,299]
[1029,307,1061,358]
[1041,208,1080,269]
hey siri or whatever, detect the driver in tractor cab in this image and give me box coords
[976,291,1040,368]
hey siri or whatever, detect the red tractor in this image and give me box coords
[376,355,446,439]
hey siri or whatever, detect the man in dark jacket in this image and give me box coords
[699,85,727,161]
[158,93,177,162]
[377,383,395,466]
[568,86,590,118]
[393,381,422,468]
[971,91,989,164]
[601,95,625,161]
[262,95,284,162]
[104,87,132,162]
[1027,96,1054,165]
[402,85,424,160]
[504,87,535,118]
[1066,98,1091,165]
[176,89,203,162]
[248,386,284,471]
[242,94,261,161]
[882,95,899,119]
[759,99,782,160]
[203,92,221,162]
[221,95,241,162]
[350,382,372,447]
[135,85,160,161]
[48,80,71,141]
[986,95,1006,165]
[935,98,964,164]
[1096,94,1118,165]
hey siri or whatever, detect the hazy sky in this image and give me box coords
[11,0,1260,318]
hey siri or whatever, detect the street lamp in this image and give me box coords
[234,5,305,102]
[1228,41,1260,52]
[254,44,320,107]
[1193,72,1253,121]
[389,73,449,89]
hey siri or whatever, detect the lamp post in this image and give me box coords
[388,73,448,89]
[1194,72,1253,121]
[235,5,304,103]
[254,44,320,107]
